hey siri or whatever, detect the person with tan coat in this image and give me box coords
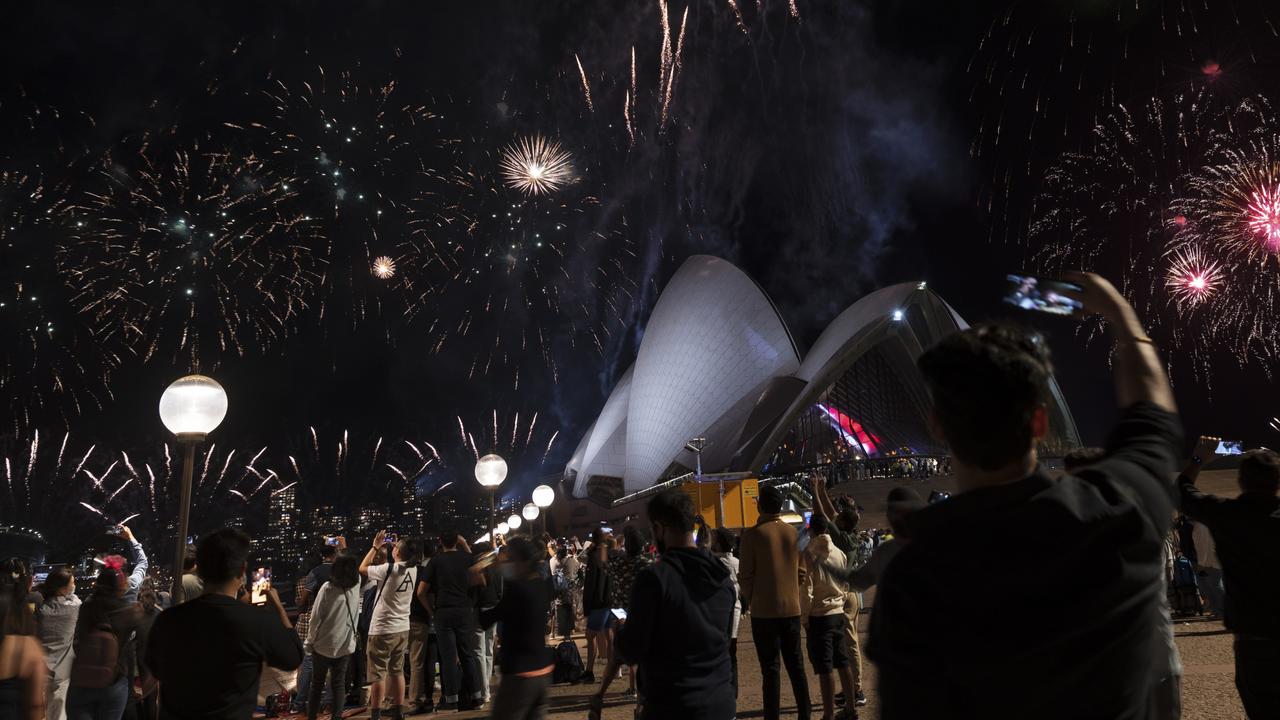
[740,484,812,720]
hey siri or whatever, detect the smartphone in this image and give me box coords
[1215,440,1245,455]
[105,524,123,536]
[325,536,341,547]
[610,608,628,622]
[250,567,272,605]
[32,572,49,585]
[1003,274,1084,316]
[384,531,398,544]
[803,511,813,528]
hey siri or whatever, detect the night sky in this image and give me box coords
[3,1,1279,555]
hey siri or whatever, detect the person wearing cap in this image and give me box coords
[740,483,811,720]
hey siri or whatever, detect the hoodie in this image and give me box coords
[615,547,736,717]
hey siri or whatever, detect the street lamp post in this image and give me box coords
[532,484,554,535]
[474,454,507,544]
[159,374,228,605]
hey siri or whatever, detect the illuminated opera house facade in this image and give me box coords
[563,255,1080,505]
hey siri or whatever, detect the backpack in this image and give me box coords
[69,624,118,689]
[1172,556,1199,589]
[552,640,583,684]
[552,567,570,599]
[358,584,377,634]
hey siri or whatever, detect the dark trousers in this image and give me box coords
[348,633,367,704]
[435,606,483,705]
[1234,634,1280,719]
[729,638,738,698]
[752,616,811,720]
[308,653,350,720]
[491,673,550,720]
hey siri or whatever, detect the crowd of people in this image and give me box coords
[0,272,1277,720]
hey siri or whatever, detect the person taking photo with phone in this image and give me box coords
[147,528,303,720]
[358,531,422,720]
[1178,435,1280,718]
[867,272,1183,719]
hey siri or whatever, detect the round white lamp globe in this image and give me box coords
[159,375,228,439]
[508,514,522,529]
[532,484,555,508]
[522,503,539,521]
[496,522,510,536]
[474,454,508,488]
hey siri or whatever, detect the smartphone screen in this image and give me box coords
[250,567,272,605]
[1003,274,1084,316]
[1215,440,1245,455]
[326,536,340,546]
[611,608,628,622]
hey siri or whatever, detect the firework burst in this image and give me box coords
[1164,247,1223,307]
[248,67,463,329]
[1178,154,1280,262]
[1033,92,1280,377]
[371,255,396,279]
[0,103,110,432]
[61,136,321,369]
[499,136,576,197]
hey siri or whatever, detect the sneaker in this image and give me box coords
[578,671,596,684]
[854,691,867,707]
[835,691,846,707]
[435,701,458,711]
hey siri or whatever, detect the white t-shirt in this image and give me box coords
[366,562,417,636]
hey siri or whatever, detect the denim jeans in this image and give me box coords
[67,676,130,720]
[477,609,497,701]
[434,606,482,705]
[751,616,811,720]
[292,652,334,711]
[307,653,350,720]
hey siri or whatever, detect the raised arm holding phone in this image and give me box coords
[867,271,1185,720]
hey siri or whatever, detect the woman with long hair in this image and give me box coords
[0,572,45,720]
[711,528,742,698]
[305,553,362,720]
[66,557,142,720]
[579,529,614,684]
[35,569,80,720]
[606,526,651,698]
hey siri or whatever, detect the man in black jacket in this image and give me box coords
[868,273,1183,720]
[148,528,303,720]
[1178,437,1280,718]
[589,490,736,720]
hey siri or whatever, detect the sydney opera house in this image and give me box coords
[562,255,1080,507]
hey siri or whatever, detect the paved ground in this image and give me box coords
[387,611,1242,719]
[358,471,1250,718]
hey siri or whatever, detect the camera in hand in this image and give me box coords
[105,524,123,536]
